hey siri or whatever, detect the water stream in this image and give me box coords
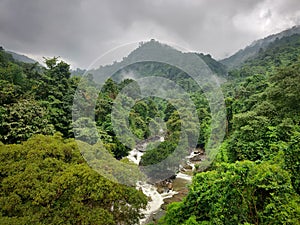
[137,181,178,225]
[126,135,202,224]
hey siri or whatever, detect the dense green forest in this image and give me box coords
[155,34,300,224]
[0,49,148,224]
[0,33,300,224]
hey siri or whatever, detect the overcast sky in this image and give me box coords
[1,0,300,69]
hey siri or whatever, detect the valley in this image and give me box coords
[0,25,300,224]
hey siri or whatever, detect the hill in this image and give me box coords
[220,25,300,69]
[158,26,300,225]
[1,28,300,225]
[6,50,37,64]
[89,39,227,81]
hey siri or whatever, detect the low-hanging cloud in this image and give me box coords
[0,0,299,68]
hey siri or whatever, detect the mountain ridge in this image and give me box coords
[6,50,37,64]
[89,39,227,80]
[3,25,300,73]
[220,25,300,69]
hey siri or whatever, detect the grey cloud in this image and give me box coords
[0,0,299,68]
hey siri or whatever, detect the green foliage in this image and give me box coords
[0,48,14,66]
[0,80,21,104]
[79,141,145,186]
[0,54,78,143]
[0,99,55,143]
[224,42,300,163]
[73,117,99,144]
[160,33,300,225]
[222,30,300,69]
[196,53,227,76]
[159,161,300,225]
[284,129,300,194]
[268,61,300,118]
[0,134,147,224]
[2,35,300,225]
[40,58,76,137]
[0,62,25,87]
[140,140,177,166]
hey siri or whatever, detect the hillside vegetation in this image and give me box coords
[0,31,300,225]
[0,49,147,224]
[156,33,300,225]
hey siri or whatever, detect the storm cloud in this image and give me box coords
[1,0,300,68]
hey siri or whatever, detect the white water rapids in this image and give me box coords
[137,181,178,225]
[126,135,198,224]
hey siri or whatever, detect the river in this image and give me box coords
[126,136,204,224]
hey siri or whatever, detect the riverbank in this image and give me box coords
[126,136,206,225]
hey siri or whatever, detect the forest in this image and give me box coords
[0,33,300,225]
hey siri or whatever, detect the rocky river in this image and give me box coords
[126,136,206,225]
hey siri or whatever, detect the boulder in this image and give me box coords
[190,154,205,162]
[167,182,173,190]
[182,163,193,170]
[157,186,165,194]
[193,149,204,155]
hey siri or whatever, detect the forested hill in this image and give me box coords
[0,48,148,224]
[220,25,300,69]
[156,31,300,225]
[0,29,300,225]
[90,39,227,79]
[196,52,227,76]
[7,50,37,64]
[227,33,300,79]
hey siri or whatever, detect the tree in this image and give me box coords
[159,161,300,225]
[284,129,300,194]
[268,59,300,118]
[0,99,55,143]
[38,57,77,137]
[0,134,147,224]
